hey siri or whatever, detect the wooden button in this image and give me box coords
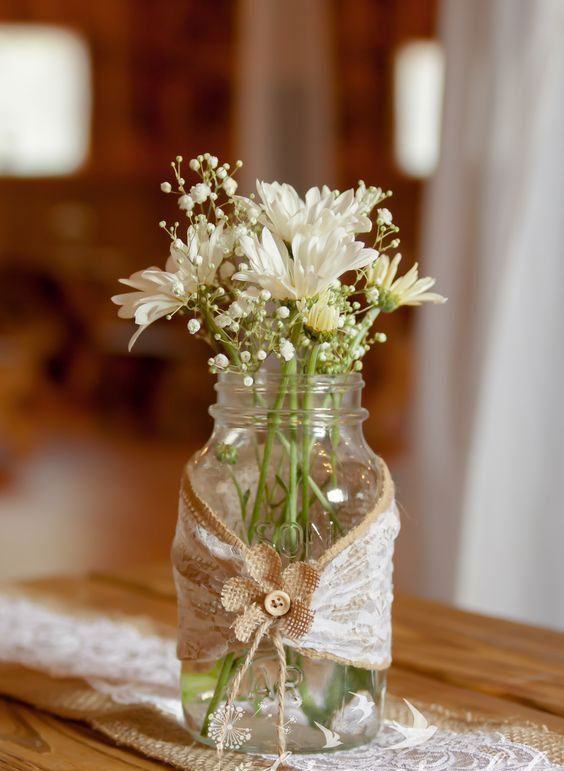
[264,590,291,617]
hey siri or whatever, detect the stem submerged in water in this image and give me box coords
[201,652,235,736]
[301,345,320,544]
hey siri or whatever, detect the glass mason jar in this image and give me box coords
[179,371,388,754]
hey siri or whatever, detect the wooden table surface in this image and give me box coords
[0,563,563,769]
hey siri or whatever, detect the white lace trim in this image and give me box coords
[293,505,400,667]
[0,594,560,770]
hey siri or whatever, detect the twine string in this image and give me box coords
[219,619,288,763]
[271,629,287,757]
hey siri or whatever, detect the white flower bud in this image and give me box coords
[257,349,267,360]
[260,289,271,301]
[229,302,244,318]
[190,182,211,203]
[241,351,251,363]
[377,208,393,225]
[214,354,229,369]
[160,182,172,193]
[277,306,290,319]
[187,319,201,335]
[219,261,236,280]
[279,338,295,362]
[216,314,232,329]
[189,158,200,170]
[223,177,238,197]
[243,375,253,387]
[215,208,225,219]
[217,168,227,180]
[209,155,218,169]
[178,194,194,212]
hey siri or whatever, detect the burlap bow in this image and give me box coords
[221,543,319,643]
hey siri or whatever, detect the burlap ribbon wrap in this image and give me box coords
[172,458,400,757]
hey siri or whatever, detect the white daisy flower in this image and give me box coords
[111,268,187,351]
[368,254,447,311]
[251,181,373,242]
[235,226,377,301]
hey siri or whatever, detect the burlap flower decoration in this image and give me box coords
[220,543,320,643]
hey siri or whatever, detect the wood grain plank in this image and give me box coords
[389,667,564,734]
[393,596,564,717]
[0,698,169,770]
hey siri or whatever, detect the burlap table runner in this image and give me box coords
[1,662,563,770]
[0,592,562,770]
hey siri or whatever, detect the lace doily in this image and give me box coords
[0,593,561,771]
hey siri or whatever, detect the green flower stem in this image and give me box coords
[248,362,291,541]
[201,652,235,736]
[227,467,248,527]
[201,298,241,366]
[301,345,320,546]
[274,424,342,530]
[250,391,337,523]
[347,306,381,370]
[330,392,342,489]
[285,357,299,541]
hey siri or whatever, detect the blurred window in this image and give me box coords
[0,24,91,176]
[394,40,444,178]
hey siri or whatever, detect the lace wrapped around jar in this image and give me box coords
[172,372,400,757]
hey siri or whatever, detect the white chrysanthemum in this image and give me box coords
[166,221,228,293]
[111,269,187,351]
[112,223,229,349]
[368,254,446,310]
[251,181,373,242]
[235,226,377,300]
[302,293,340,338]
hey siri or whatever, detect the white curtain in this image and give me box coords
[405,0,564,629]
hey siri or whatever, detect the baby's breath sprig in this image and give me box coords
[113,152,445,378]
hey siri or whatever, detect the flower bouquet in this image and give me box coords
[113,153,444,761]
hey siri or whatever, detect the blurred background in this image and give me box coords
[1,0,562,629]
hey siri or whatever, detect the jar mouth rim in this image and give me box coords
[216,371,364,387]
